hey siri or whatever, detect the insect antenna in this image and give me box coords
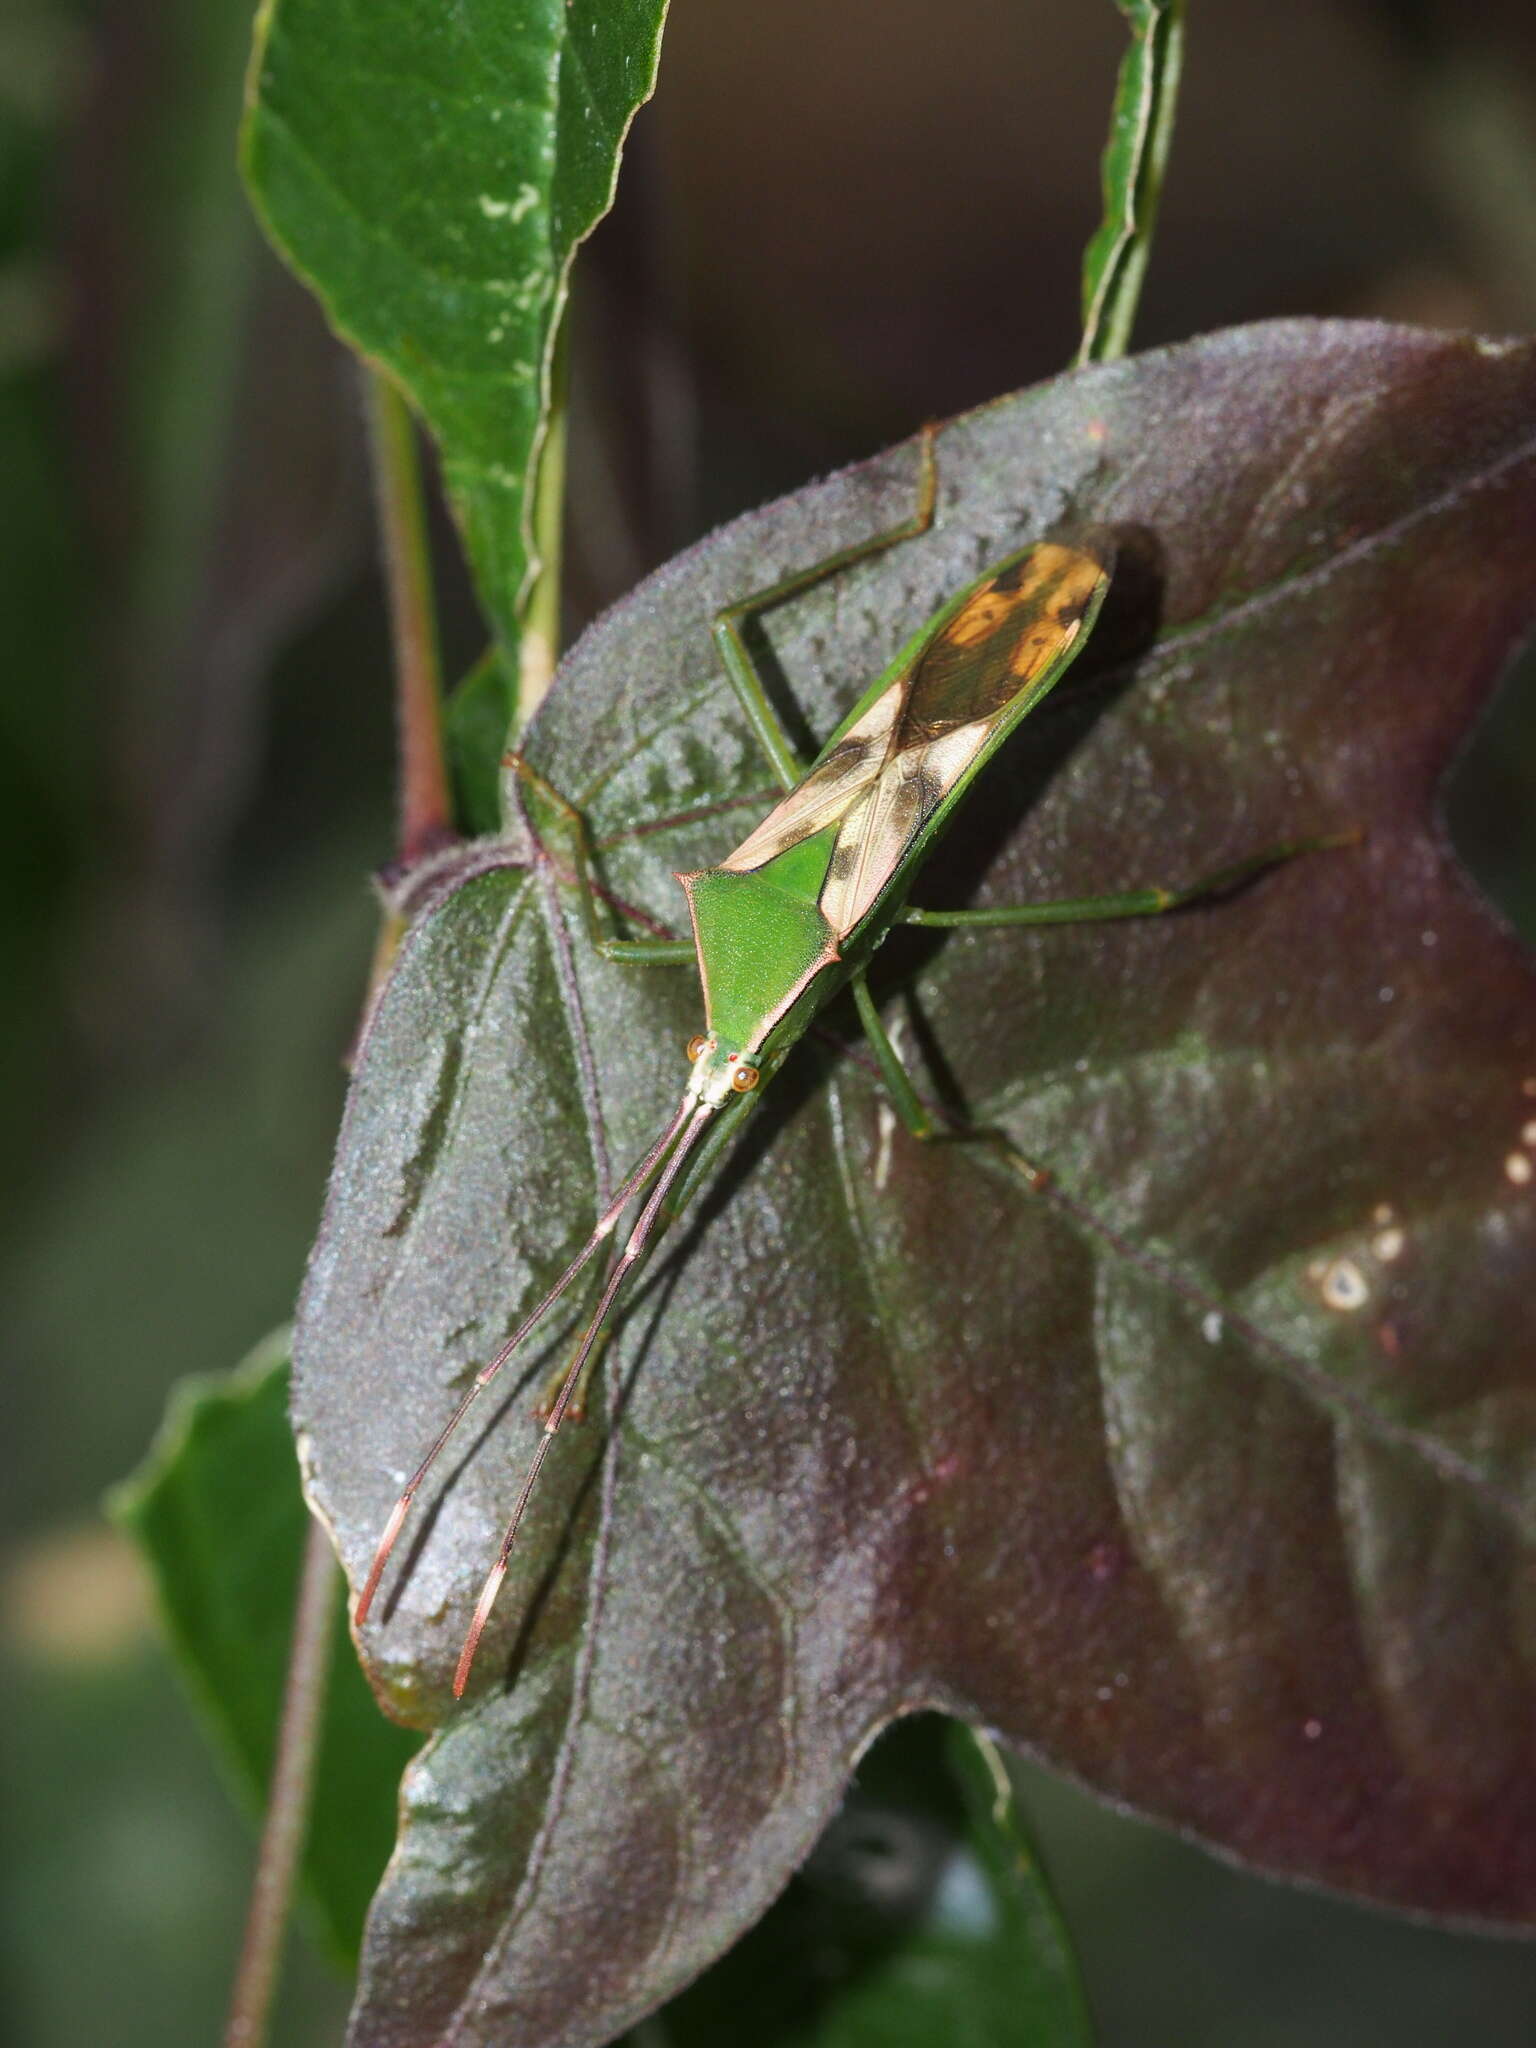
[453,1099,715,1696]
[353,1093,699,1629]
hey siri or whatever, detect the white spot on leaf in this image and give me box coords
[874,1102,895,1193]
[477,184,539,223]
[1320,1258,1369,1311]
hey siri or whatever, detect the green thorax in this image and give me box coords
[678,826,841,1055]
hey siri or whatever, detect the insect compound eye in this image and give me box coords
[686,1034,709,1063]
[731,1064,761,1093]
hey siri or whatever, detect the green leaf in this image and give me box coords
[446,645,516,836]
[242,0,671,728]
[1079,0,1184,364]
[108,1333,419,1966]
[632,1717,1092,2048]
[298,321,1536,2046]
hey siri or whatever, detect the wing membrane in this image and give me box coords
[821,720,975,933]
[718,540,1108,939]
[719,684,900,875]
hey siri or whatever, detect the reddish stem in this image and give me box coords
[222,366,455,2048]
[366,371,454,863]
[221,1517,339,2048]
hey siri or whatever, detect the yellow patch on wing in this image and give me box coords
[896,542,1104,746]
[943,587,1019,648]
[720,539,1108,938]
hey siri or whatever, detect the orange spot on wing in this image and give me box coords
[1007,615,1079,678]
[944,589,1017,648]
[902,542,1107,740]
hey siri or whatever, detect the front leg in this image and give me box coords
[712,427,939,792]
[503,749,696,965]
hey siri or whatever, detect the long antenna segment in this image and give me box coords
[353,1095,699,1633]
[353,1096,717,1695]
[452,1101,713,1694]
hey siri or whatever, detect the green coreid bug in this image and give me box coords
[355,430,1351,1696]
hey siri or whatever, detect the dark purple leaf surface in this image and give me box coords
[295,321,1536,2047]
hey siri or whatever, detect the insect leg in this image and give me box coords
[851,969,937,1139]
[713,426,939,792]
[899,829,1361,930]
[849,971,1055,1190]
[592,936,695,963]
[503,748,695,965]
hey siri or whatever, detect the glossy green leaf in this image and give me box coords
[109,1333,419,1965]
[242,0,669,726]
[631,1717,1092,2048]
[1079,0,1184,363]
[298,321,1536,2047]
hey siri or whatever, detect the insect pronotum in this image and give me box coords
[355,432,1351,1695]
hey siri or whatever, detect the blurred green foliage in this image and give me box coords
[109,1340,420,1965]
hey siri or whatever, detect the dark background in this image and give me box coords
[3,1,1536,2041]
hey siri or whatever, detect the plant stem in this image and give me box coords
[365,370,455,860]
[222,369,454,2048]
[221,1518,339,2048]
[515,313,569,734]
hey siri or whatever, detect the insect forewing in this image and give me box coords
[721,539,1109,938]
[718,684,900,876]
